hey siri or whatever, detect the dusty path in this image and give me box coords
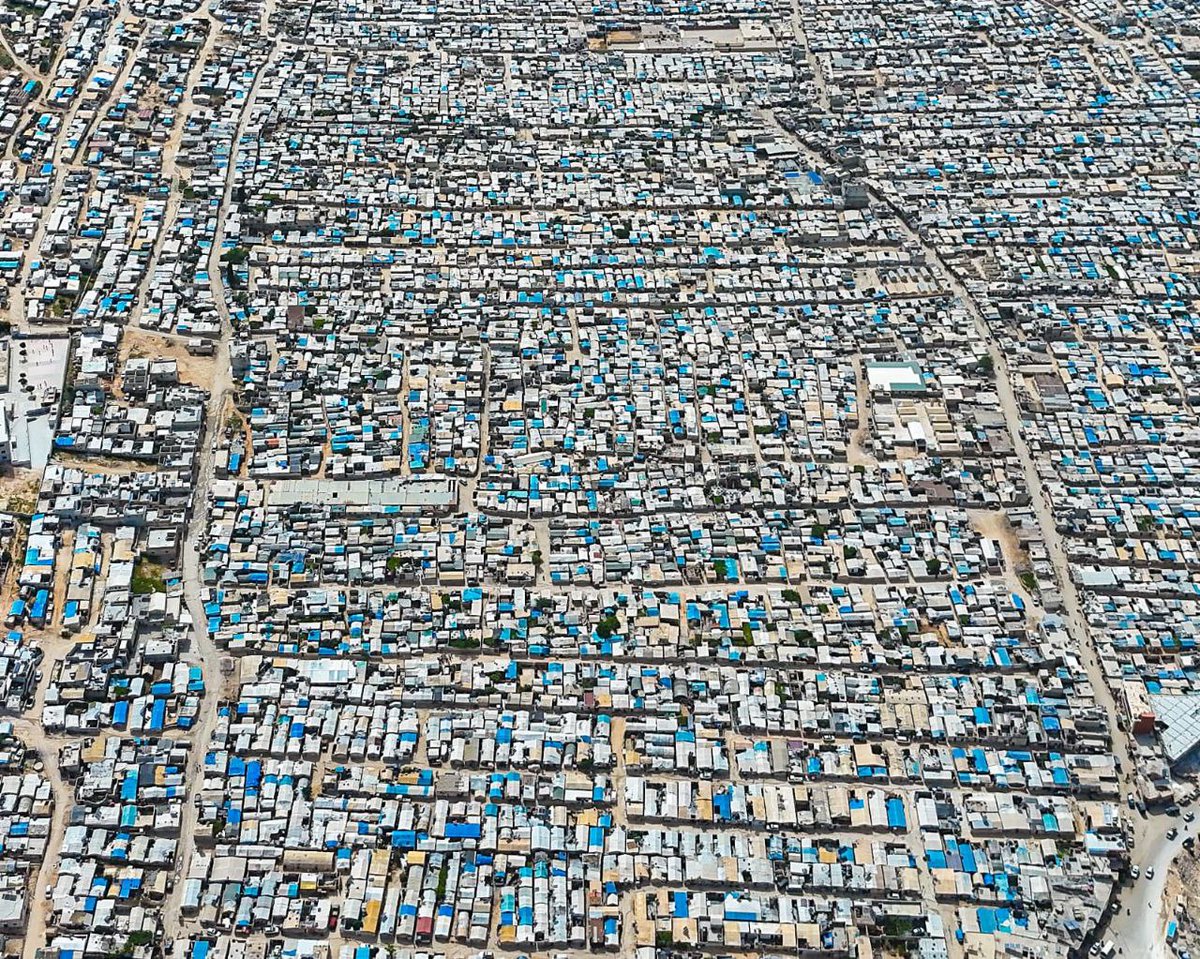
[753,104,1136,781]
[11,716,70,959]
[160,39,278,934]
[9,1,134,334]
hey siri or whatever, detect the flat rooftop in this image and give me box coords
[265,477,458,509]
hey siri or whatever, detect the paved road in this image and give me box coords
[1108,812,1192,957]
